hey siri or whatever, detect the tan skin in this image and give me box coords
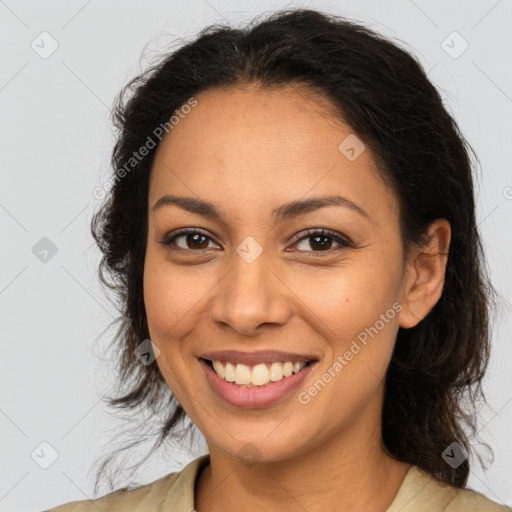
[143,83,451,512]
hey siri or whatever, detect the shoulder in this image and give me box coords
[42,454,210,512]
[445,486,511,512]
[42,472,180,512]
[387,465,511,512]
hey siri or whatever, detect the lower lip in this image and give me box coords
[199,358,318,409]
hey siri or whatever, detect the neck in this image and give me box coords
[194,398,411,512]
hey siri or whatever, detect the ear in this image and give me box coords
[398,218,451,329]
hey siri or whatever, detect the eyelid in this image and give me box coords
[289,227,354,248]
[159,227,219,249]
[159,226,354,253]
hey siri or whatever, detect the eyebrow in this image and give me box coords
[152,194,370,222]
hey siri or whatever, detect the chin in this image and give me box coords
[210,429,311,466]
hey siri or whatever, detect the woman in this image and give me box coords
[46,8,510,512]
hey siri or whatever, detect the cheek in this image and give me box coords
[143,251,205,339]
[288,259,401,392]
[288,261,400,338]
[296,269,400,426]
[143,254,199,402]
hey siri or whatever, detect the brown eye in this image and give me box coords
[159,229,218,251]
[158,227,353,255]
[291,228,353,253]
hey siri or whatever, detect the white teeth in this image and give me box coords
[209,359,312,386]
[283,361,293,377]
[212,360,224,378]
[224,362,236,382]
[234,363,251,385]
[269,362,283,381]
[293,361,306,374]
[251,364,270,385]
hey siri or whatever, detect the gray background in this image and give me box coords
[1,1,511,510]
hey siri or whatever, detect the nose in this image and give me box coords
[208,250,293,336]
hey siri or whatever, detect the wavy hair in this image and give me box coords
[89,7,499,494]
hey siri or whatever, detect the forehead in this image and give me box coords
[148,83,396,224]
[152,82,349,165]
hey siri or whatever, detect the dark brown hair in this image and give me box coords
[90,7,499,495]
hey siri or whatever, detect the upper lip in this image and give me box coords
[199,350,319,365]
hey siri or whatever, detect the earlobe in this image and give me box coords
[398,219,451,329]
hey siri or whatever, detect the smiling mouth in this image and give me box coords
[200,358,317,387]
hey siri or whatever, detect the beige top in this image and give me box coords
[45,454,510,512]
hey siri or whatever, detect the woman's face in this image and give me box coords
[144,83,420,463]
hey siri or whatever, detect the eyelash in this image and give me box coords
[158,227,354,256]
